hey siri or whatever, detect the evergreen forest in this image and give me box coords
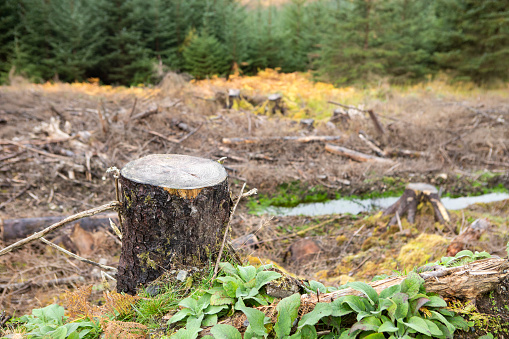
[1,0,508,86]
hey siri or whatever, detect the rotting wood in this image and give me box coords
[117,154,233,295]
[358,132,386,157]
[0,213,118,241]
[0,201,120,256]
[301,258,509,305]
[222,136,340,145]
[382,183,450,226]
[325,143,394,164]
[447,218,489,256]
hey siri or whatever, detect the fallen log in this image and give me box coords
[325,144,394,164]
[382,183,450,226]
[301,257,509,304]
[222,136,340,145]
[0,213,118,241]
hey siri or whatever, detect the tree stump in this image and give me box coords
[117,154,231,295]
[382,183,450,226]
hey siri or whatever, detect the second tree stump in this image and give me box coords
[117,154,231,295]
[382,183,450,226]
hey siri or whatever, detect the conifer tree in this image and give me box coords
[434,0,509,84]
[182,31,230,79]
[16,0,54,82]
[94,0,153,85]
[46,0,105,82]
[0,0,19,83]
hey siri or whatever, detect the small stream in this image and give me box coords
[262,192,509,216]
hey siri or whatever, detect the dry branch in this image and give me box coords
[40,237,117,272]
[0,275,85,292]
[325,144,394,164]
[0,201,120,256]
[131,106,159,121]
[223,136,340,145]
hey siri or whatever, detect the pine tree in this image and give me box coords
[0,0,19,83]
[94,0,153,85]
[182,31,231,79]
[434,0,509,84]
[16,0,54,82]
[46,0,105,82]
[280,0,313,72]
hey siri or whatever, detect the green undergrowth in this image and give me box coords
[3,261,476,339]
[247,181,331,214]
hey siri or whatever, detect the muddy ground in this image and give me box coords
[0,78,508,317]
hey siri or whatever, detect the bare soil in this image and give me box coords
[0,80,508,316]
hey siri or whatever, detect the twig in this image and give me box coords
[212,183,246,282]
[0,183,32,210]
[0,201,120,256]
[340,224,365,255]
[1,139,75,161]
[129,98,138,118]
[177,123,203,143]
[147,130,180,143]
[40,237,117,272]
[131,106,159,121]
[328,101,367,113]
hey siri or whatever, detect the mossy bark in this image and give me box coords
[116,155,231,295]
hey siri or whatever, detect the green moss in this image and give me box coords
[397,233,448,270]
[138,252,157,270]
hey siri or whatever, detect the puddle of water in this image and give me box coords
[263,192,509,217]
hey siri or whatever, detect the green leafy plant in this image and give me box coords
[423,250,492,269]
[168,263,282,338]
[297,273,469,338]
[14,304,99,339]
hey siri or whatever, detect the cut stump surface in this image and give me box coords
[117,154,231,295]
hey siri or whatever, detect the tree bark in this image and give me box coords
[117,154,231,295]
[382,183,450,226]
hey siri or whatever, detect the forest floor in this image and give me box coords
[0,71,508,318]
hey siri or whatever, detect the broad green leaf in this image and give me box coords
[179,297,198,312]
[429,310,455,334]
[363,333,386,339]
[298,302,332,329]
[434,322,454,339]
[210,288,234,305]
[348,282,379,305]
[78,328,93,339]
[186,315,204,331]
[68,331,80,339]
[378,320,399,333]
[46,326,67,339]
[210,324,242,339]
[172,326,201,339]
[438,309,455,317]
[202,314,218,327]
[342,295,366,313]
[411,297,430,315]
[204,304,228,315]
[197,293,212,310]
[62,322,81,335]
[401,273,424,299]
[168,308,193,324]
[454,250,474,258]
[403,316,432,336]
[236,300,267,337]
[356,311,374,321]
[424,318,443,336]
[349,316,381,335]
[33,304,66,324]
[219,262,239,277]
[308,280,327,294]
[300,325,317,338]
[391,293,409,320]
[255,271,282,290]
[371,298,393,316]
[379,285,401,299]
[275,293,301,338]
[238,266,257,284]
[425,295,447,308]
[448,315,470,331]
[256,264,273,272]
[217,276,242,298]
[331,298,353,317]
